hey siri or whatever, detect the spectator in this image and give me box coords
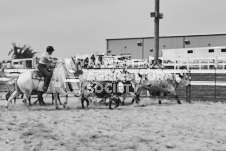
[84,57,89,68]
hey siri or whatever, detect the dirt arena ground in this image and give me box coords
[0,96,226,151]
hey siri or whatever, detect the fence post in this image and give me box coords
[189,69,191,102]
[186,85,189,102]
[186,68,191,103]
[215,67,217,99]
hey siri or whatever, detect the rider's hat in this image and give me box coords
[46,46,54,52]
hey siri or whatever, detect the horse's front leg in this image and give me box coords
[63,94,68,108]
[5,91,10,101]
[51,93,54,105]
[55,88,68,108]
[57,93,62,105]
[28,97,31,106]
[53,93,59,109]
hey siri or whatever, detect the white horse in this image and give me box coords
[5,57,83,109]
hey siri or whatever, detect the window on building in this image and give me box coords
[187,50,193,53]
[26,60,32,68]
[208,49,214,53]
[221,49,226,52]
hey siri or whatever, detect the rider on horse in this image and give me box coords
[37,46,57,92]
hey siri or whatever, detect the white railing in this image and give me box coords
[151,57,226,70]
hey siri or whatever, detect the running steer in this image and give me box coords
[135,72,190,104]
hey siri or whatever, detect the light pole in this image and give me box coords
[151,0,163,67]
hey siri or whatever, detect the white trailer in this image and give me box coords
[161,46,226,59]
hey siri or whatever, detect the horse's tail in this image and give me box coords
[5,77,20,101]
[0,65,7,77]
[1,65,20,79]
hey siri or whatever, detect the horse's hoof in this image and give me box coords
[55,107,60,110]
[63,103,67,108]
[74,93,80,97]
[5,106,9,110]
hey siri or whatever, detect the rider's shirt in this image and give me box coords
[39,52,54,66]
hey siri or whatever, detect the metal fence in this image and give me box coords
[186,69,226,102]
[2,68,226,102]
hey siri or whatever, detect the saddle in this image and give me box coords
[32,69,45,80]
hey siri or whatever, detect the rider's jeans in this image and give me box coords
[37,64,52,90]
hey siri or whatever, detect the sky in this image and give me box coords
[1,0,226,61]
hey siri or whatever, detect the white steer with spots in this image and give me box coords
[135,71,190,104]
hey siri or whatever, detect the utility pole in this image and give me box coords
[151,0,163,67]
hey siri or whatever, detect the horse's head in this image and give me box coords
[64,57,83,76]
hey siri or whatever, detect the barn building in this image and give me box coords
[106,33,226,59]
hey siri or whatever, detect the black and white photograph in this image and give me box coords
[1,0,226,150]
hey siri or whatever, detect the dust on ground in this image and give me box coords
[0,96,226,151]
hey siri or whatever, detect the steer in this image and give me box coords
[134,71,190,104]
[80,81,118,109]
[80,80,138,109]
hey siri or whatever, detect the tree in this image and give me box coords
[8,42,37,59]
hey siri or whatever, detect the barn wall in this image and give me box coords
[184,35,226,48]
[107,38,143,59]
[107,34,226,59]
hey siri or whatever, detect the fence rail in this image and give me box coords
[157,57,226,70]
[186,68,226,102]
[2,66,226,102]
